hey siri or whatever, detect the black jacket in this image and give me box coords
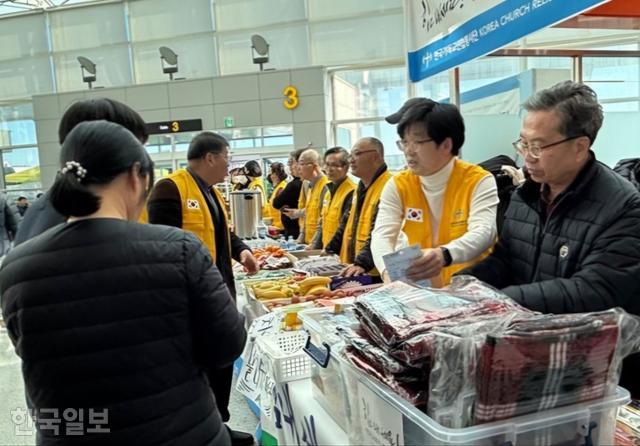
[13,191,66,246]
[272,177,302,239]
[463,155,640,397]
[325,164,388,271]
[147,173,250,298]
[614,157,640,192]
[0,192,18,243]
[0,219,246,446]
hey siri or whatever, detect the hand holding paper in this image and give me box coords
[406,248,444,282]
[382,244,431,288]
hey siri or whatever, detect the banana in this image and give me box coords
[259,290,288,300]
[306,285,329,296]
[298,276,332,293]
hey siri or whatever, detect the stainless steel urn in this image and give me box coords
[230,190,261,238]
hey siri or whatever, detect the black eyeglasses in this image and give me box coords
[512,135,584,159]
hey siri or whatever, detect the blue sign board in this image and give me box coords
[408,0,610,82]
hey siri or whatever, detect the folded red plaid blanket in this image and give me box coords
[474,311,620,424]
[353,283,517,347]
[345,347,428,407]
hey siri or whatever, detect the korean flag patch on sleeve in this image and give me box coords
[406,208,423,222]
[186,199,200,210]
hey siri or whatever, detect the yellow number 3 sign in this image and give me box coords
[283,86,299,110]
[171,121,180,132]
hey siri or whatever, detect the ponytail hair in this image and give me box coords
[50,120,154,217]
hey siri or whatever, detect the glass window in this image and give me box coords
[2,147,41,190]
[215,0,306,31]
[49,3,127,52]
[0,56,55,100]
[308,0,400,21]
[333,66,407,120]
[129,0,214,41]
[334,120,403,170]
[0,14,49,60]
[0,103,36,147]
[217,24,309,75]
[414,69,449,102]
[584,57,640,112]
[310,13,403,66]
[54,45,133,91]
[132,35,217,84]
[145,135,172,154]
[458,56,573,115]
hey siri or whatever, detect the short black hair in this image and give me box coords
[17,196,27,201]
[244,160,262,177]
[324,146,349,165]
[58,98,148,144]
[270,162,287,184]
[187,131,229,160]
[397,101,465,156]
[50,120,154,217]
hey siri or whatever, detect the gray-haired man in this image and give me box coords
[463,80,640,397]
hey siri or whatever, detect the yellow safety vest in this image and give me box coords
[248,177,267,217]
[321,178,356,247]
[340,171,393,270]
[297,182,307,235]
[163,169,231,262]
[265,180,287,229]
[394,159,492,286]
[303,175,329,244]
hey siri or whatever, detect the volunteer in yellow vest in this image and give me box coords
[308,147,356,250]
[244,160,268,217]
[146,131,257,446]
[283,148,329,244]
[371,98,499,287]
[264,162,288,230]
[324,137,392,276]
[272,149,304,240]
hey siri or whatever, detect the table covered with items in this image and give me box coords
[233,245,640,446]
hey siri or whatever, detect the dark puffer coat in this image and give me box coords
[464,154,640,397]
[613,157,640,192]
[0,219,246,446]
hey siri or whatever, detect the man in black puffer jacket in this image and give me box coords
[464,81,640,398]
[614,157,640,192]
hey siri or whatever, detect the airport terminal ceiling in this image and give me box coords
[0,0,638,197]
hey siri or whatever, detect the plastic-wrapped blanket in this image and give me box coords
[345,346,428,407]
[474,311,621,424]
[353,281,517,347]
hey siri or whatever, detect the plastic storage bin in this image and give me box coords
[257,331,313,383]
[299,308,359,431]
[334,351,630,446]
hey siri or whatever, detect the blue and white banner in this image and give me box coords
[406,0,611,82]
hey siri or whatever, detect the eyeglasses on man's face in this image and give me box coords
[396,138,434,152]
[325,162,348,169]
[348,149,378,162]
[512,135,583,159]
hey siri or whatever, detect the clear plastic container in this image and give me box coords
[300,307,359,432]
[334,351,630,446]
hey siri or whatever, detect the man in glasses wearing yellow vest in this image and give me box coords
[307,146,356,250]
[283,148,329,244]
[146,131,257,446]
[323,137,391,276]
[371,99,499,288]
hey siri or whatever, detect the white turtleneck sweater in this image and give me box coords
[371,157,499,274]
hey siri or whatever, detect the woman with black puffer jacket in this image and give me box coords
[0,120,246,446]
